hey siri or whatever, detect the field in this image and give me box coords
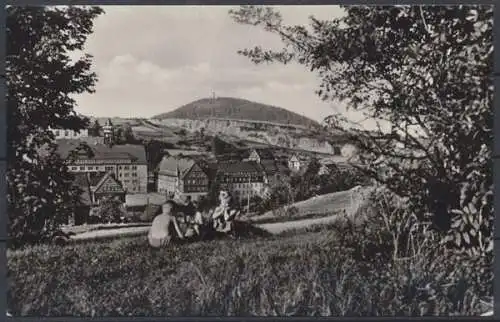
[254,188,367,222]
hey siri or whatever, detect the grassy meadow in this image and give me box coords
[8,195,490,317]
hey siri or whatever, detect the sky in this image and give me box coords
[74,5,373,127]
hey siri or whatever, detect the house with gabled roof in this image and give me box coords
[244,148,276,163]
[242,147,287,186]
[157,156,209,200]
[288,154,302,172]
[216,160,266,204]
[92,172,126,204]
[70,171,126,225]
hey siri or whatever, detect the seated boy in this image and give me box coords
[148,200,185,248]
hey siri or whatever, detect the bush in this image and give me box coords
[329,186,492,315]
[91,198,127,224]
[139,204,162,222]
[317,167,371,196]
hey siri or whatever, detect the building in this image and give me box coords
[157,156,209,200]
[288,154,301,172]
[56,139,148,194]
[217,161,266,204]
[71,171,126,225]
[244,148,276,164]
[242,147,285,186]
[50,128,89,140]
[103,119,113,145]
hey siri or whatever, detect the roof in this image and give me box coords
[163,149,205,157]
[157,156,195,177]
[93,172,125,194]
[217,161,263,176]
[253,148,275,160]
[55,139,147,164]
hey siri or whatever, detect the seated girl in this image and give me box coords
[212,190,240,233]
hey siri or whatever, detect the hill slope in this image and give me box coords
[152,97,320,128]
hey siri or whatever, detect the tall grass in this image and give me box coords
[7,187,491,317]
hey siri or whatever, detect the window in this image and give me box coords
[64,130,69,136]
[124,180,130,183]
[119,173,123,177]
[124,173,130,177]
[124,166,130,170]
[132,172,137,177]
[105,166,114,171]
[55,130,60,136]
[132,166,137,170]
[71,167,77,171]
[80,166,85,170]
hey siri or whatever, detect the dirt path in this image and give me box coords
[256,213,343,234]
[69,187,371,242]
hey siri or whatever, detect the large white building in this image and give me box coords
[56,139,148,193]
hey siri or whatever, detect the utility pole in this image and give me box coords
[247,175,251,215]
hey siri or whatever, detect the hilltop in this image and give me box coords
[152,97,321,128]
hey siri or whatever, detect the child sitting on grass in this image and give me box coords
[212,190,240,234]
[148,200,185,248]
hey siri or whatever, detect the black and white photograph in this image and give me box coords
[6,4,493,317]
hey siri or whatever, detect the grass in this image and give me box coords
[8,229,488,317]
[259,188,362,220]
[8,187,491,317]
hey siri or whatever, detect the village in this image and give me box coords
[49,118,360,230]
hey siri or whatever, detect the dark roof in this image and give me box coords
[253,148,275,160]
[163,149,206,157]
[215,152,242,162]
[217,161,263,176]
[157,156,195,177]
[55,139,147,164]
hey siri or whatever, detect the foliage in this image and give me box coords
[91,197,127,224]
[211,136,237,156]
[259,179,294,213]
[89,120,102,137]
[139,204,162,222]
[206,177,222,207]
[334,187,492,314]
[229,5,493,256]
[317,166,371,195]
[7,6,104,247]
[143,139,175,172]
[113,123,137,144]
